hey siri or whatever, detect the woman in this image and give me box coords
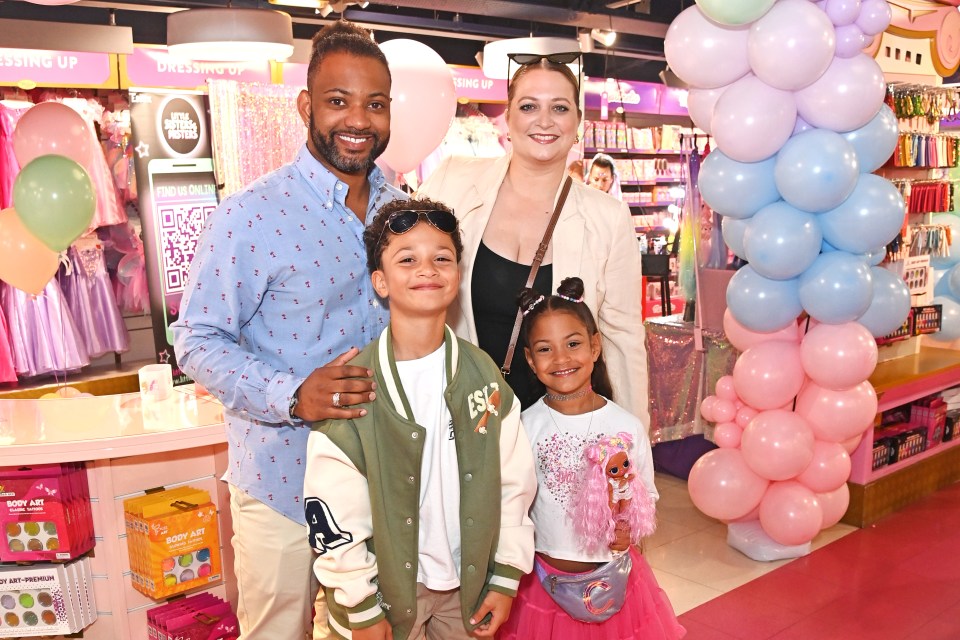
[586,152,623,201]
[417,55,649,426]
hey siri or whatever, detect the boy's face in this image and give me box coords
[371,223,460,319]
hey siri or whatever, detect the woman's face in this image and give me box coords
[588,165,614,193]
[506,68,579,166]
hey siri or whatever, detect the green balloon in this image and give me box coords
[696,0,776,26]
[12,154,95,252]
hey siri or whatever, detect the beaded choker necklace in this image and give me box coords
[544,386,592,402]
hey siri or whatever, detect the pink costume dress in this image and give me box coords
[60,236,129,359]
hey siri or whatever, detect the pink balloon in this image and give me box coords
[793,116,815,135]
[687,85,728,134]
[700,395,719,422]
[795,54,886,133]
[795,380,878,442]
[823,0,861,26]
[747,0,836,91]
[688,448,769,521]
[12,102,93,171]
[796,441,851,492]
[723,308,799,352]
[733,340,806,410]
[664,6,751,90]
[856,0,892,36]
[800,321,878,390]
[834,23,869,58]
[817,483,851,528]
[715,375,738,401]
[713,398,737,423]
[379,40,456,174]
[741,409,816,481]
[735,405,759,428]
[759,481,824,545]
[840,434,863,454]
[712,74,798,162]
[714,421,743,448]
[727,504,761,524]
[0,207,59,295]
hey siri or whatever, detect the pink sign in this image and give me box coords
[125,47,271,88]
[282,62,307,88]
[659,87,690,117]
[0,48,111,86]
[450,66,506,102]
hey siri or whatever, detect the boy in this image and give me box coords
[303,198,537,640]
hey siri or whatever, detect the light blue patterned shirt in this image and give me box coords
[173,145,405,522]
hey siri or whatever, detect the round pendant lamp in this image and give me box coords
[167,8,294,62]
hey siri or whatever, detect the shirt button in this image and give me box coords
[405,562,412,569]
[408,476,415,484]
[411,432,419,439]
[464,473,472,482]
[467,565,476,574]
[406,609,412,615]
[336,183,343,190]
[466,518,474,526]
[406,517,413,525]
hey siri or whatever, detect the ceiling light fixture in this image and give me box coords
[590,28,617,48]
[167,7,294,62]
[267,0,323,7]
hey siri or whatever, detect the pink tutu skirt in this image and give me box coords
[497,548,685,640]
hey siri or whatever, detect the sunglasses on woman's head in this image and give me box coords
[507,52,581,66]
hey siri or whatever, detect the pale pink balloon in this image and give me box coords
[723,308,799,352]
[840,434,863,454]
[800,321,878,390]
[736,405,759,428]
[741,409,816,481]
[795,380,878,442]
[700,395,719,422]
[713,398,737,423]
[12,102,93,171]
[714,422,743,448]
[759,481,824,545]
[688,448,770,521]
[796,441,852,492]
[817,483,851,528]
[687,85,728,134]
[715,375,738,401]
[726,504,761,524]
[733,340,806,410]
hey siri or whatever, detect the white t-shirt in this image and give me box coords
[396,345,461,590]
[522,397,658,563]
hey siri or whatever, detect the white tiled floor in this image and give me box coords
[646,472,858,615]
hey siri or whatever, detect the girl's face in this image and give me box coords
[524,310,601,399]
[506,68,580,166]
[588,165,613,193]
[605,451,630,479]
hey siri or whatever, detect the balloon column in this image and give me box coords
[666,0,901,552]
[1,102,96,295]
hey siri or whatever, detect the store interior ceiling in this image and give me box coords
[0,0,683,83]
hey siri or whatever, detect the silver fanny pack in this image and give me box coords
[534,552,632,623]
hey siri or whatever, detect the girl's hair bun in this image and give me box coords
[557,277,585,300]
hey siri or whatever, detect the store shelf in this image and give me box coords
[629,202,674,208]
[584,147,686,155]
[621,178,684,185]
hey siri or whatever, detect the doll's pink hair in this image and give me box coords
[570,431,657,554]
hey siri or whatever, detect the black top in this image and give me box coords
[472,241,553,410]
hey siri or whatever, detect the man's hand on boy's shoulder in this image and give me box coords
[469,591,514,638]
[293,347,378,421]
[352,619,393,640]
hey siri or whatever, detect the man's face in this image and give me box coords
[297,51,391,178]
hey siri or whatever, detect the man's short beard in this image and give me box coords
[310,116,389,175]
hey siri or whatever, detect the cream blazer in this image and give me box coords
[417,154,650,427]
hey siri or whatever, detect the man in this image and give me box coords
[172,20,405,640]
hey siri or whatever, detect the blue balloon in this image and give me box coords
[726,266,803,332]
[864,247,887,266]
[934,267,953,298]
[799,251,874,323]
[821,239,838,253]
[842,105,898,174]
[743,201,822,280]
[819,174,905,254]
[930,213,960,268]
[721,216,750,260]
[774,130,859,213]
[857,266,911,338]
[930,296,960,342]
[699,151,779,220]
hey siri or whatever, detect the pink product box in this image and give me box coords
[150,594,237,640]
[911,399,947,447]
[0,464,94,562]
[0,557,95,637]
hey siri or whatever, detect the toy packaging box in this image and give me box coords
[124,487,222,599]
[0,463,94,562]
[149,593,238,640]
[0,556,96,637]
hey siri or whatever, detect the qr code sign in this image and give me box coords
[158,204,215,294]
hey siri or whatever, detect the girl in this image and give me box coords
[498,277,685,640]
[586,153,622,201]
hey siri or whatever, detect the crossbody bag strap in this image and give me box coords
[501,176,573,375]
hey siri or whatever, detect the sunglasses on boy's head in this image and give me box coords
[507,52,581,66]
[375,209,459,262]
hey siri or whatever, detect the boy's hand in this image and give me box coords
[352,619,393,640]
[610,519,631,553]
[294,348,378,421]
[469,591,514,637]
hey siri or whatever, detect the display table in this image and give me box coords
[0,386,235,639]
[844,347,960,526]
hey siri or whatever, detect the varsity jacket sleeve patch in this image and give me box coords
[304,429,385,628]
[491,394,537,594]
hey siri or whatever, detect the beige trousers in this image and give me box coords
[407,583,473,640]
